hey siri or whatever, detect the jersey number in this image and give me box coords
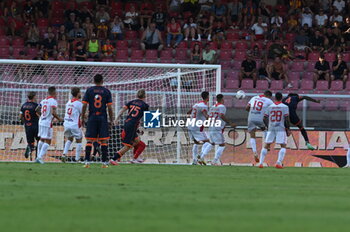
[253,100,263,111]
[67,107,73,117]
[94,95,102,108]
[192,108,197,118]
[270,111,282,122]
[209,112,219,120]
[42,105,47,116]
[129,105,141,117]
[24,110,31,121]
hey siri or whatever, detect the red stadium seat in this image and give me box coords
[255,80,269,90]
[219,50,232,60]
[220,41,232,50]
[116,40,129,48]
[12,37,24,48]
[232,61,242,70]
[177,41,188,49]
[306,62,316,71]
[130,49,144,62]
[111,2,123,10]
[0,36,10,47]
[288,71,300,81]
[51,0,64,10]
[0,47,10,58]
[285,33,296,41]
[234,51,246,61]
[175,49,188,62]
[270,80,283,90]
[240,79,254,90]
[12,47,25,58]
[325,52,336,62]
[226,32,239,41]
[80,1,94,10]
[343,53,350,62]
[330,80,343,91]
[288,80,299,90]
[290,62,304,72]
[235,41,248,51]
[125,3,138,11]
[145,50,158,60]
[160,50,173,59]
[125,31,138,40]
[324,100,339,111]
[300,80,314,91]
[37,18,49,28]
[51,18,64,26]
[315,80,329,91]
[115,49,129,62]
[234,99,249,108]
[220,60,232,70]
[226,70,239,80]
[225,79,239,89]
[308,101,323,111]
[308,52,320,61]
[302,72,315,80]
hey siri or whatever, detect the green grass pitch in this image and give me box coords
[1,163,350,232]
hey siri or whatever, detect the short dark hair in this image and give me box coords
[288,93,299,97]
[216,94,224,101]
[94,74,103,84]
[48,86,56,95]
[71,87,80,97]
[264,90,272,97]
[201,91,209,100]
[27,91,36,100]
[137,89,146,99]
[275,92,283,101]
[320,53,325,59]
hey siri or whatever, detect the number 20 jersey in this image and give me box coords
[264,102,289,131]
[247,95,273,122]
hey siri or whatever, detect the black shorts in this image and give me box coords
[243,73,254,79]
[121,123,138,147]
[86,116,110,140]
[318,73,326,79]
[271,72,281,80]
[333,72,343,80]
[289,112,301,126]
[25,126,39,145]
[145,43,160,50]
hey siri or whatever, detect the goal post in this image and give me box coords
[0,59,221,163]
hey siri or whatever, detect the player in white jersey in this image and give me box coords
[62,87,83,162]
[246,90,273,163]
[258,92,290,169]
[187,91,211,165]
[198,94,236,166]
[35,87,63,164]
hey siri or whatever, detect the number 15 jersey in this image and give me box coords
[264,102,289,131]
[247,95,273,122]
[82,86,112,118]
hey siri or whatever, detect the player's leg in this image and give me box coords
[62,136,73,162]
[75,138,83,162]
[191,139,200,164]
[189,129,208,165]
[275,131,287,168]
[258,130,274,168]
[98,118,111,168]
[248,121,259,162]
[111,125,136,165]
[36,126,52,164]
[212,144,225,166]
[24,127,35,159]
[292,116,314,150]
[132,138,146,163]
[84,118,98,167]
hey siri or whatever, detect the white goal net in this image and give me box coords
[0,60,221,163]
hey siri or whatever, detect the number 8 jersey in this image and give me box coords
[39,97,58,128]
[264,102,289,130]
[247,95,273,122]
[82,86,112,118]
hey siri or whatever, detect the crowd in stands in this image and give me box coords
[2,0,350,90]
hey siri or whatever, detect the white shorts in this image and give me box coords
[188,129,208,142]
[38,125,53,140]
[209,130,225,144]
[247,120,266,132]
[64,127,83,140]
[265,130,287,144]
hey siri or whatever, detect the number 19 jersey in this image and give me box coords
[248,95,273,122]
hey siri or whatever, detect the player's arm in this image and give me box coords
[221,114,236,128]
[108,104,114,125]
[19,112,24,124]
[52,107,63,122]
[284,115,291,136]
[202,109,209,119]
[300,96,320,103]
[187,108,192,115]
[35,105,41,116]
[115,106,128,124]
[245,104,250,112]
[263,114,269,128]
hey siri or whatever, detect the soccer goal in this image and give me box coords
[0,59,221,164]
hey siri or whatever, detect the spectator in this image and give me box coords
[198,16,212,41]
[269,23,280,41]
[68,22,87,41]
[310,30,326,52]
[270,11,283,28]
[74,42,87,61]
[82,17,95,40]
[251,17,267,41]
[330,9,343,24]
[239,51,257,86]
[23,0,36,23]
[97,20,108,40]
[257,1,271,24]
[294,29,311,53]
[258,61,269,81]
[333,0,346,12]
[182,0,199,14]
[343,16,350,44]
[64,2,79,20]
[35,0,49,18]
[57,34,70,60]
[110,16,124,40]
[227,0,242,29]
[79,5,94,23]
[152,5,167,31]
[9,15,24,37]
[210,0,227,24]
[86,33,101,60]
[96,6,110,23]
[198,0,213,12]
[320,0,331,12]
[168,0,182,13]
[41,33,57,58]
[139,0,153,30]
[56,25,66,41]
[267,56,292,88]
[26,23,40,48]
[242,0,256,29]
[96,0,109,9]
[252,45,262,60]
[43,26,54,40]
[314,54,331,87]
[325,27,338,52]
[287,14,298,32]
[65,13,77,33]
[124,5,139,30]
[331,53,348,85]
[212,20,225,44]
[184,17,199,41]
[140,23,164,53]
[102,39,115,58]
[301,7,313,28]
[166,17,183,48]
[191,43,202,64]
[315,9,328,27]
[202,43,217,64]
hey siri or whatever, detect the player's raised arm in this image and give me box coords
[300,96,320,103]
[115,105,128,123]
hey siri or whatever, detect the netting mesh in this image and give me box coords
[0,60,220,163]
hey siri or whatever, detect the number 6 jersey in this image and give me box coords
[247,95,273,122]
[264,102,289,130]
